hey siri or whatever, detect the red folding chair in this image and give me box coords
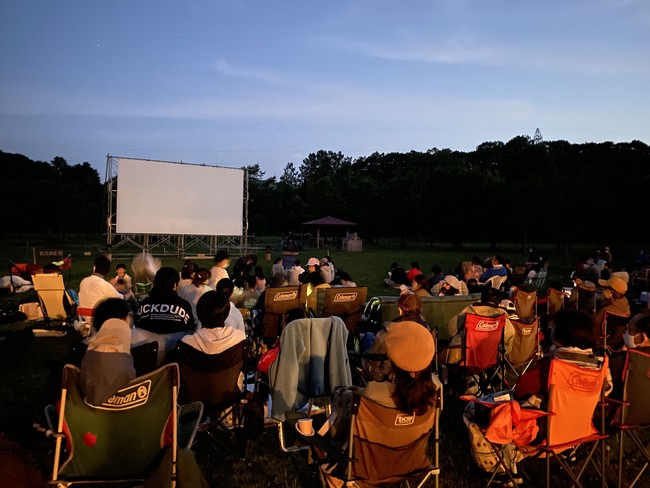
[462,313,506,395]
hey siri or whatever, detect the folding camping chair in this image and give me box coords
[71,340,159,377]
[460,313,507,395]
[546,287,565,318]
[513,288,537,321]
[320,286,368,334]
[609,349,650,488]
[503,316,542,388]
[32,273,77,328]
[464,357,610,488]
[260,286,300,340]
[479,275,508,292]
[600,311,630,354]
[267,316,353,452]
[175,340,247,457]
[312,390,442,488]
[49,363,180,487]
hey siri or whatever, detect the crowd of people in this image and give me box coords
[40,244,649,485]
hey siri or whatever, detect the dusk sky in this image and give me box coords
[1,0,648,179]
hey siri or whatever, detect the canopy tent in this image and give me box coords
[302,216,357,249]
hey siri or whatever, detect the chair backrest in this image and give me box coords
[546,357,608,447]
[547,288,565,317]
[320,287,368,333]
[514,288,537,320]
[269,317,352,420]
[176,340,244,409]
[531,269,548,288]
[507,317,540,365]
[601,311,630,352]
[463,313,505,372]
[576,287,596,314]
[612,349,650,426]
[261,286,300,339]
[350,395,436,484]
[54,363,178,480]
[130,341,160,377]
[32,273,74,321]
[485,275,507,291]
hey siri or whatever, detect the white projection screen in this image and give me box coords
[116,158,244,235]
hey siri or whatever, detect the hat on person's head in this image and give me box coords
[443,275,462,290]
[598,276,627,294]
[385,321,435,373]
[307,257,320,266]
[610,271,629,284]
[320,257,329,266]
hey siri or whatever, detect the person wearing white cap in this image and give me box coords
[432,275,469,296]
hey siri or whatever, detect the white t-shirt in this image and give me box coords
[289,266,305,286]
[79,274,122,309]
[226,302,246,333]
[208,266,229,289]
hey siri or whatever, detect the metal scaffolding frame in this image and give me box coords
[105,155,249,257]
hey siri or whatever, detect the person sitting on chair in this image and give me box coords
[479,255,508,283]
[179,291,246,389]
[443,287,514,366]
[594,276,630,340]
[208,250,230,290]
[411,274,432,297]
[79,256,123,311]
[216,278,246,334]
[133,267,195,365]
[515,308,612,407]
[80,298,135,405]
[329,320,437,441]
[362,293,431,381]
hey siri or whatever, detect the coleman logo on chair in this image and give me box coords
[521,327,533,336]
[334,292,358,302]
[394,413,415,426]
[273,291,298,301]
[475,319,500,332]
[567,373,600,393]
[89,380,152,410]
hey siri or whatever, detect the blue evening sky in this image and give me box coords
[1,0,648,179]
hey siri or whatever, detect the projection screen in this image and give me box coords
[116,158,244,235]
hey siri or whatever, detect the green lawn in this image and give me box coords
[1,238,647,487]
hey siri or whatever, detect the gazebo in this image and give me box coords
[302,216,357,249]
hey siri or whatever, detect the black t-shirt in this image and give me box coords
[137,289,195,334]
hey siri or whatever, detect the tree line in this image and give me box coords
[3,135,649,250]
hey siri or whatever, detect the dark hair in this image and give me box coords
[294,259,301,266]
[94,256,112,276]
[93,298,130,331]
[392,367,437,415]
[481,287,502,307]
[307,269,324,286]
[181,260,198,280]
[153,267,180,292]
[214,250,229,263]
[196,291,230,329]
[635,316,650,337]
[254,266,265,279]
[398,293,422,314]
[431,265,442,274]
[115,263,127,271]
[42,263,60,274]
[244,275,256,289]
[410,262,420,269]
[274,257,282,264]
[285,307,307,324]
[493,255,504,265]
[216,277,235,297]
[412,274,430,293]
[192,268,211,287]
[551,309,595,349]
[339,270,352,282]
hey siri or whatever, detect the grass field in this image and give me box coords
[1,238,648,487]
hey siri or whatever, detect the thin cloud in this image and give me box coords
[315,32,650,75]
[211,59,290,85]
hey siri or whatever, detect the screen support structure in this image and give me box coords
[105,155,249,257]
